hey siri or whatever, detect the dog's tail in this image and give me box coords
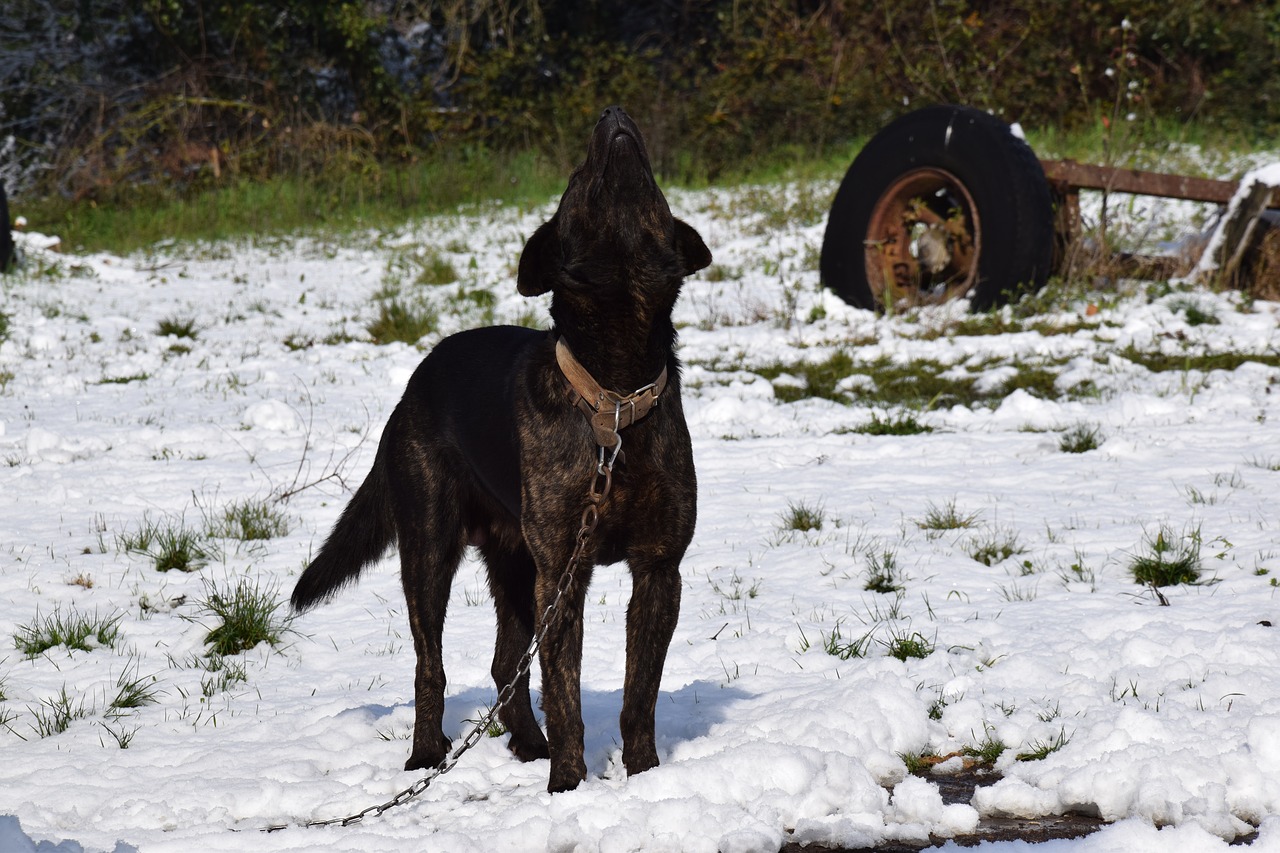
[291,443,396,613]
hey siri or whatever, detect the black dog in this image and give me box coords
[291,106,711,793]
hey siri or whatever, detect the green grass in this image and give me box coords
[1059,423,1104,453]
[29,685,92,738]
[463,703,510,739]
[199,577,293,656]
[156,316,199,339]
[1115,344,1280,375]
[200,654,249,696]
[863,549,905,594]
[882,628,935,662]
[1015,728,1071,762]
[1129,525,1203,587]
[900,749,940,776]
[820,622,873,660]
[118,515,216,572]
[1167,297,1220,327]
[779,499,825,533]
[916,499,981,534]
[756,352,1083,411]
[851,411,934,436]
[19,149,570,256]
[366,298,438,345]
[207,498,289,541]
[968,528,1028,567]
[109,663,163,713]
[414,250,460,286]
[14,607,122,658]
[961,731,1008,767]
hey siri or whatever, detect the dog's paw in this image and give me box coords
[546,759,588,793]
[622,747,660,777]
[404,732,451,771]
[507,733,550,763]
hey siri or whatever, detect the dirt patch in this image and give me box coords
[781,768,1262,851]
[781,769,1105,852]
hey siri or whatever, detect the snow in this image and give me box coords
[2,173,1280,853]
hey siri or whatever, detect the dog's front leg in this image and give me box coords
[620,555,682,776]
[534,564,592,792]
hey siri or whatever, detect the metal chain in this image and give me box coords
[264,450,616,833]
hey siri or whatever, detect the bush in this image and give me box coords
[4,0,1279,207]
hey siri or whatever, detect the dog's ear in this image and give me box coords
[517,219,561,296]
[674,218,712,276]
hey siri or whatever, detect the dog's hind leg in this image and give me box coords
[619,554,683,777]
[481,541,550,762]
[393,464,466,773]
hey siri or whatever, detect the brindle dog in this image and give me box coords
[291,106,711,793]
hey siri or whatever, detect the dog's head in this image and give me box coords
[516,107,711,316]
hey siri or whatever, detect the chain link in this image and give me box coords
[264,448,616,833]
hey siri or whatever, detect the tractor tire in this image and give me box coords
[820,104,1054,312]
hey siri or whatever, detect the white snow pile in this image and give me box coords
[3,176,1280,853]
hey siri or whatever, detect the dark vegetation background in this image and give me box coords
[2,0,1277,211]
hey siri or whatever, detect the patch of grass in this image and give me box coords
[156,316,199,339]
[199,577,293,656]
[462,703,509,739]
[1115,344,1280,374]
[152,528,215,572]
[900,749,940,776]
[852,411,934,436]
[97,373,150,385]
[961,730,1008,767]
[1129,524,1202,587]
[25,147,568,256]
[758,350,856,403]
[29,685,92,738]
[14,607,122,658]
[863,549,906,594]
[779,499,825,533]
[415,250,459,286]
[1246,455,1280,472]
[283,333,315,351]
[916,499,981,534]
[200,655,249,696]
[882,628,935,661]
[208,498,289,541]
[109,664,163,713]
[1015,728,1071,762]
[117,513,215,572]
[1168,297,1219,327]
[820,622,873,660]
[967,527,1028,567]
[366,298,438,345]
[755,351,1083,411]
[1059,423,1104,453]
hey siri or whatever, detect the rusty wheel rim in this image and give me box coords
[864,167,981,311]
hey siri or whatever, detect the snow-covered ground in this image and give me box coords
[2,172,1280,853]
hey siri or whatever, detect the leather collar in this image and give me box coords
[555,338,667,449]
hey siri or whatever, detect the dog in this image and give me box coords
[291,106,711,793]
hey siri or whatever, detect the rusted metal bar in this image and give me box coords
[1039,159,1239,205]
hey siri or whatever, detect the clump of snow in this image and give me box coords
[1191,161,1280,280]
